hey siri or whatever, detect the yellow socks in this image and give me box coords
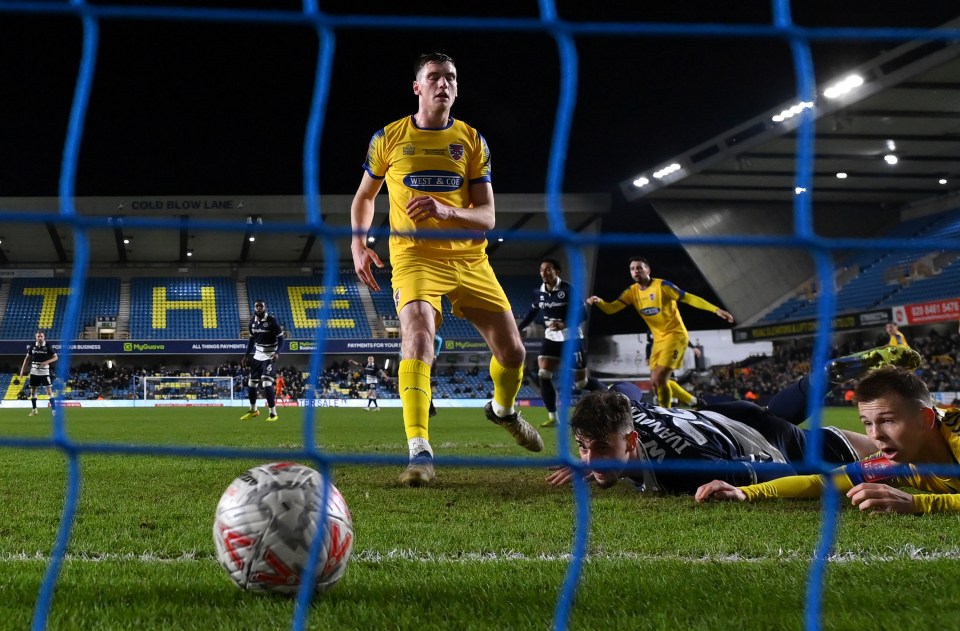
[654,380,695,407]
[399,359,432,440]
[655,383,672,408]
[668,380,696,406]
[489,356,522,416]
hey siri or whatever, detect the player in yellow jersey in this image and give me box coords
[885,322,910,349]
[587,256,734,408]
[350,52,542,487]
[696,366,960,513]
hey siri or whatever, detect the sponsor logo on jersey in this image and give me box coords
[402,144,415,156]
[847,454,898,484]
[448,144,464,160]
[641,307,660,316]
[403,170,464,192]
[860,456,896,482]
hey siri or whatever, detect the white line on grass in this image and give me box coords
[355,547,960,563]
[4,546,960,564]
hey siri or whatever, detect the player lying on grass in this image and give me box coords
[545,381,876,494]
[547,345,923,494]
[696,364,960,514]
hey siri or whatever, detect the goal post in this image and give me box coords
[141,376,236,401]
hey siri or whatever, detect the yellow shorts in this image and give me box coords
[649,334,689,371]
[391,254,512,327]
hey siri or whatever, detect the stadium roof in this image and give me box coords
[0,193,608,270]
[619,17,960,216]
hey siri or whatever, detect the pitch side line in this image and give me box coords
[3,546,960,564]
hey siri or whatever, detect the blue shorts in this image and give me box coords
[248,357,277,386]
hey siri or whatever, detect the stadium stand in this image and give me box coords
[757,210,960,324]
[878,257,960,307]
[437,304,482,339]
[129,277,239,340]
[368,271,397,321]
[0,271,553,344]
[500,274,536,321]
[0,277,120,340]
[245,274,372,340]
[432,366,539,400]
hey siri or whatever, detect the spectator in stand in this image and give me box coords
[886,322,911,350]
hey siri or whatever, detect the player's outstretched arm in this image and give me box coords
[678,292,734,323]
[350,173,386,292]
[715,308,734,323]
[694,480,747,502]
[587,295,627,315]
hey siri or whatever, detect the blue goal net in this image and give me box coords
[2,2,960,630]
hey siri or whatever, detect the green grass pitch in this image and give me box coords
[1,405,959,630]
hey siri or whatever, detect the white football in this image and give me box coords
[213,462,353,594]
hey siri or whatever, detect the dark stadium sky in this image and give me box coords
[3,1,955,196]
[1,1,956,333]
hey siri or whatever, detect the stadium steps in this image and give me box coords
[236,280,250,338]
[116,281,131,339]
[357,284,387,339]
[3,375,20,401]
[0,282,9,332]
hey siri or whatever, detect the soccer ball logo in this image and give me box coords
[213,462,353,594]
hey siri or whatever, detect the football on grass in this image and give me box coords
[213,462,353,594]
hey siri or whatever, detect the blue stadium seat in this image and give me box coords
[129,277,239,340]
[245,274,372,341]
[0,277,120,340]
[757,208,960,325]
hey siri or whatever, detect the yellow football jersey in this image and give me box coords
[887,332,910,348]
[596,279,719,339]
[615,279,687,338]
[362,115,492,260]
[739,409,960,513]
